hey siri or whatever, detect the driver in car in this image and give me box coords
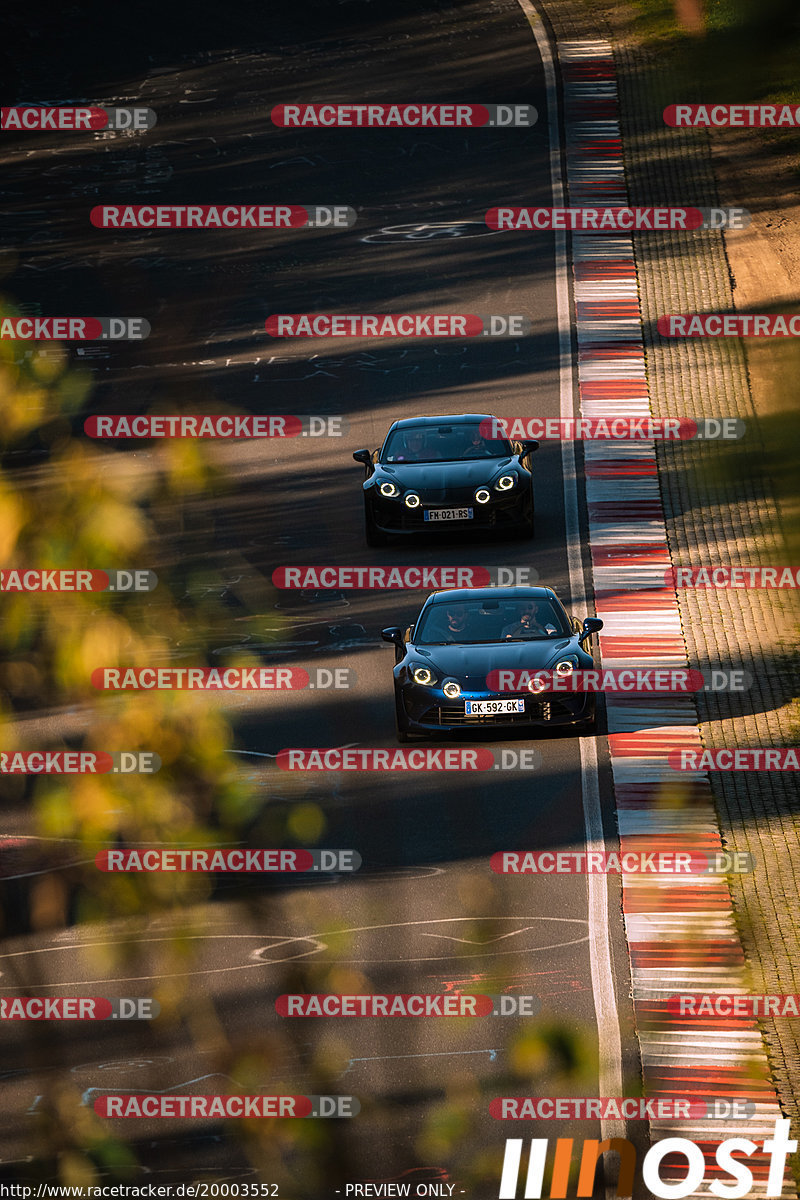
[501,602,558,639]
[461,428,494,457]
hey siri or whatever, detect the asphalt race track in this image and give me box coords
[0,1,649,1194]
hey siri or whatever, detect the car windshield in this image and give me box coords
[382,423,512,464]
[414,598,570,644]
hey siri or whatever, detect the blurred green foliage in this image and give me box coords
[0,303,621,1194]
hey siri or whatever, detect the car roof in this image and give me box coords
[386,414,500,431]
[424,586,559,603]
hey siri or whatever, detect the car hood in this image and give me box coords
[379,458,514,489]
[411,638,578,682]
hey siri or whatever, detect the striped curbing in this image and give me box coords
[559,36,794,1195]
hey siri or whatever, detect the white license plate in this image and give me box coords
[424,507,473,522]
[465,699,525,715]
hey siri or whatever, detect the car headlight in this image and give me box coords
[442,680,461,699]
[474,487,491,505]
[555,658,577,675]
[379,480,400,498]
[412,665,436,686]
[494,474,516,491]
[528,674,548,694]
[404,492,421,509]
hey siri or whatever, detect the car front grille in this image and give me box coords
[419,697,579,726]
[423,700,548,726]
[379,494,522,531]
[393,509,494,531]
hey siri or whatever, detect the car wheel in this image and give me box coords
[394,696,411,743]
[575,713,597,736]
[365,502,388,547]
[517,490,535,539]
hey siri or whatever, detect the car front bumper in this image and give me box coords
[367,487,531,534]
[396,685,595,732]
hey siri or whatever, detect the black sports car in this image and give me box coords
[353,414,538,546]
[381,586,603,740]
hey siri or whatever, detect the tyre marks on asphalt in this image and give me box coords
[560,37,793,1194]
[0,915,584,1120]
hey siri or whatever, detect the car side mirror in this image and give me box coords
[580,617,603,642]
[382,625,407,663]
[353,449,372,466]
[521,439,539,454]
[381,626,405,649]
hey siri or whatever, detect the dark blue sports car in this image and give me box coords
[381,586,603,740]
[353,414,538,546]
